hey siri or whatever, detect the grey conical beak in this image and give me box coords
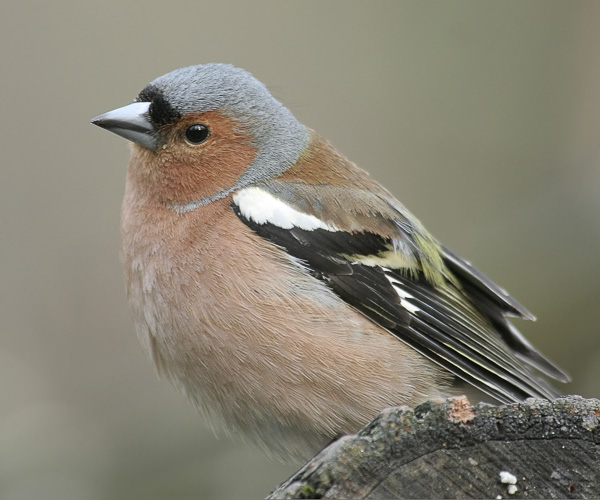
[91,102,158,151]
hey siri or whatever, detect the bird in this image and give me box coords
[91,63,569,461]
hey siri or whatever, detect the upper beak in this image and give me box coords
[91,101,159,151]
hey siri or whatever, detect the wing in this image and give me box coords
[231,182,569,403]
[440,245,569,382]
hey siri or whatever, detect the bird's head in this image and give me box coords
[92,64,309,209]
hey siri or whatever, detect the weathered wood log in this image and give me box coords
[269,396,600,499]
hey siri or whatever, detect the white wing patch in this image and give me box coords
[385,273,421,314]
[233,187,339,231]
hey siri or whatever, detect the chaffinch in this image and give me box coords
[91,64,569,460]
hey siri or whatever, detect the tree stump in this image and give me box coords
[269,396,600,499]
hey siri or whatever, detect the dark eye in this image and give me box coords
[184,124,210,144]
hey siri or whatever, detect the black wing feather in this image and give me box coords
[233,203,567,402]
[442,245,570,382]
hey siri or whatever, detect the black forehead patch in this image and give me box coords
[136,84,181,126]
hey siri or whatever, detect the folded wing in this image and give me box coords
[232,182,569,403]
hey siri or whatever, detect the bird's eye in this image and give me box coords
[184,124,210,144]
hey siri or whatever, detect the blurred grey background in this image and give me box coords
[1,1,599,498]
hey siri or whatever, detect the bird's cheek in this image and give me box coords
[169,110,259,199]
[149,140,257,206]
[128,111,259,206]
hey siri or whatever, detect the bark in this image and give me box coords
[269,396,600,499]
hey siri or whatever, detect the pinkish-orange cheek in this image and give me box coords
[131,111,258,205]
